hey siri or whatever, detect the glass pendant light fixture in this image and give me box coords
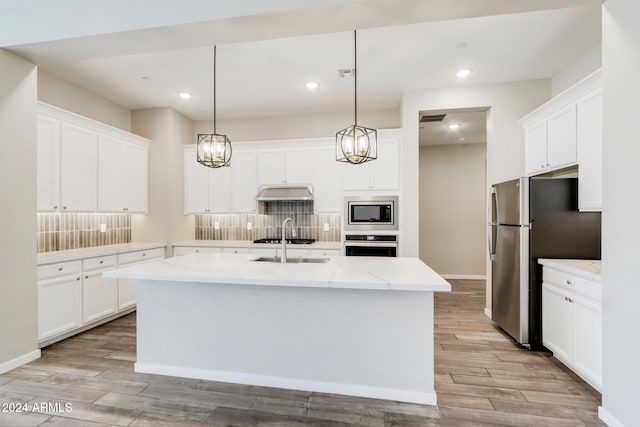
[197,45,232,168]
[336,30,377,164]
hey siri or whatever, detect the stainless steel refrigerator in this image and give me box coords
[489,177,601,349]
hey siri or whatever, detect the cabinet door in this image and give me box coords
[572,294,602,390]
[118,278,137,311]
[37,115,61,211]
[372,138,399,190]
[547,104,577,169]
[312,146,343,212]
[342,161,373,190]
[83,271,117,324]
[257,149,286,185]
[285,148,313,183]
[577,89,602,212]
[184,151,210,213]
[208,166,231,213]
[124,142,148,213]
[60,123,98,211]
[524,121,548,176]
[542,282,571,363]
[230,150,257,212]
[98,135,125,212]
[38,275,82,340]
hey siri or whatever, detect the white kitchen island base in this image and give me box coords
[105,253,450,405]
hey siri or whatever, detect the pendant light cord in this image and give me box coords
[213,45,217,134]
[354,30,357,126]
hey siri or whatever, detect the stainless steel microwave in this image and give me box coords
[344,196,398,231]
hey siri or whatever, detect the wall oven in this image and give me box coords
[344,235,398,257]
[344,196,398,231]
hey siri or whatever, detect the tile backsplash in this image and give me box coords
[196,202,341,242]
[37,213,131,253]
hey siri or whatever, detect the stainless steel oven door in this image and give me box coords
[344,242,398,257]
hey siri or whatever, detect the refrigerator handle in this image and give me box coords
[488,223,497,262]
[489,186,498,262]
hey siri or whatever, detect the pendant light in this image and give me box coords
[197,45,232,168]
[336,30,377,164]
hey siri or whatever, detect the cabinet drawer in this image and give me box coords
[118,247,165,265]
[83,255,117,272]
[173,246,221,256]
[38,260,82,280]
[543,267,600,302]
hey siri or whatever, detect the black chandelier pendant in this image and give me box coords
[336,30,377,165]
[197,45,232,168]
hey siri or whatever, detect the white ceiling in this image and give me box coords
[419,109,487,147]
[4,0,602,121]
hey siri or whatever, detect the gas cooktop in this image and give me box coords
[253,238,316,244]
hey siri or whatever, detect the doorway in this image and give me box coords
[418,107,488,279]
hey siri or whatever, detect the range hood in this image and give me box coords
[256,185,313,202]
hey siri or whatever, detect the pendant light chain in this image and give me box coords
[354,30,357,127]
[213,45,217,135]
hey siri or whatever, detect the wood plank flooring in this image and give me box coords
[0,280,605,426]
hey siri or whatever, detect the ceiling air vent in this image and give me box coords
[420,114,447,123]
[338,68,356,78]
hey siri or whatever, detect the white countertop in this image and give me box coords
[104,253,451,292]
[538,259,602,283]
[37,242,167,265]
[173,240,342,250]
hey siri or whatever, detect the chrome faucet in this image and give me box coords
[281,217,297,263]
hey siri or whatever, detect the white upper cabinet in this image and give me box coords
[230,150,257,212]
[37,115,61,211]
[38,103,150,213]
[59,123,98,212]
[547,104,577,169]
[256,147,313,186]
[342,134,401,191]
[184,148,231,214]
[312,146,344,213]
[576,88,603,212]
[521,70,601,195]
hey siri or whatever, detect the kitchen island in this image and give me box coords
[104,253,450,405]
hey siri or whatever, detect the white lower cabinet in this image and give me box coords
[38,246,165,346]
[38,274,82,341]
[541,264,601,390]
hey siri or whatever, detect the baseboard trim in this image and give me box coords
[441,274,487,280]
[484,308,492,319]
[0,349,41,375]
[135,362,437,406]
[599,406,626,427]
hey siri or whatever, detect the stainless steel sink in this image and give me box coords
[253,256,330,264]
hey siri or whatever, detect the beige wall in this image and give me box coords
[551,42,602,96]
[194,109,399,142]
[38,70,131,131]
[0,49,39,369]
[401,79,551,313]
[601,1,640,425]
[419,144,486,277]
[131,108,194,254]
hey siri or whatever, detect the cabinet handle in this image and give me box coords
[142,253,146,256]
[63,206,67,210]
[540,164,545,169]
[58,267,63,271]
[196,249,199,253]
[85,275,88,279]
[53,206,58,210]
[568,297,573,303]
[100,260,104,264]
[566,279,572,285]
[76,277,81,281]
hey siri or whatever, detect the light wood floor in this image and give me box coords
[0,280,605,426]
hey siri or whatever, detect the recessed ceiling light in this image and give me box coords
[141,76,152,81]
[305,81,319,90]
[448,123,461,130]
[178,92,191,99]
[456,69,472,78]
